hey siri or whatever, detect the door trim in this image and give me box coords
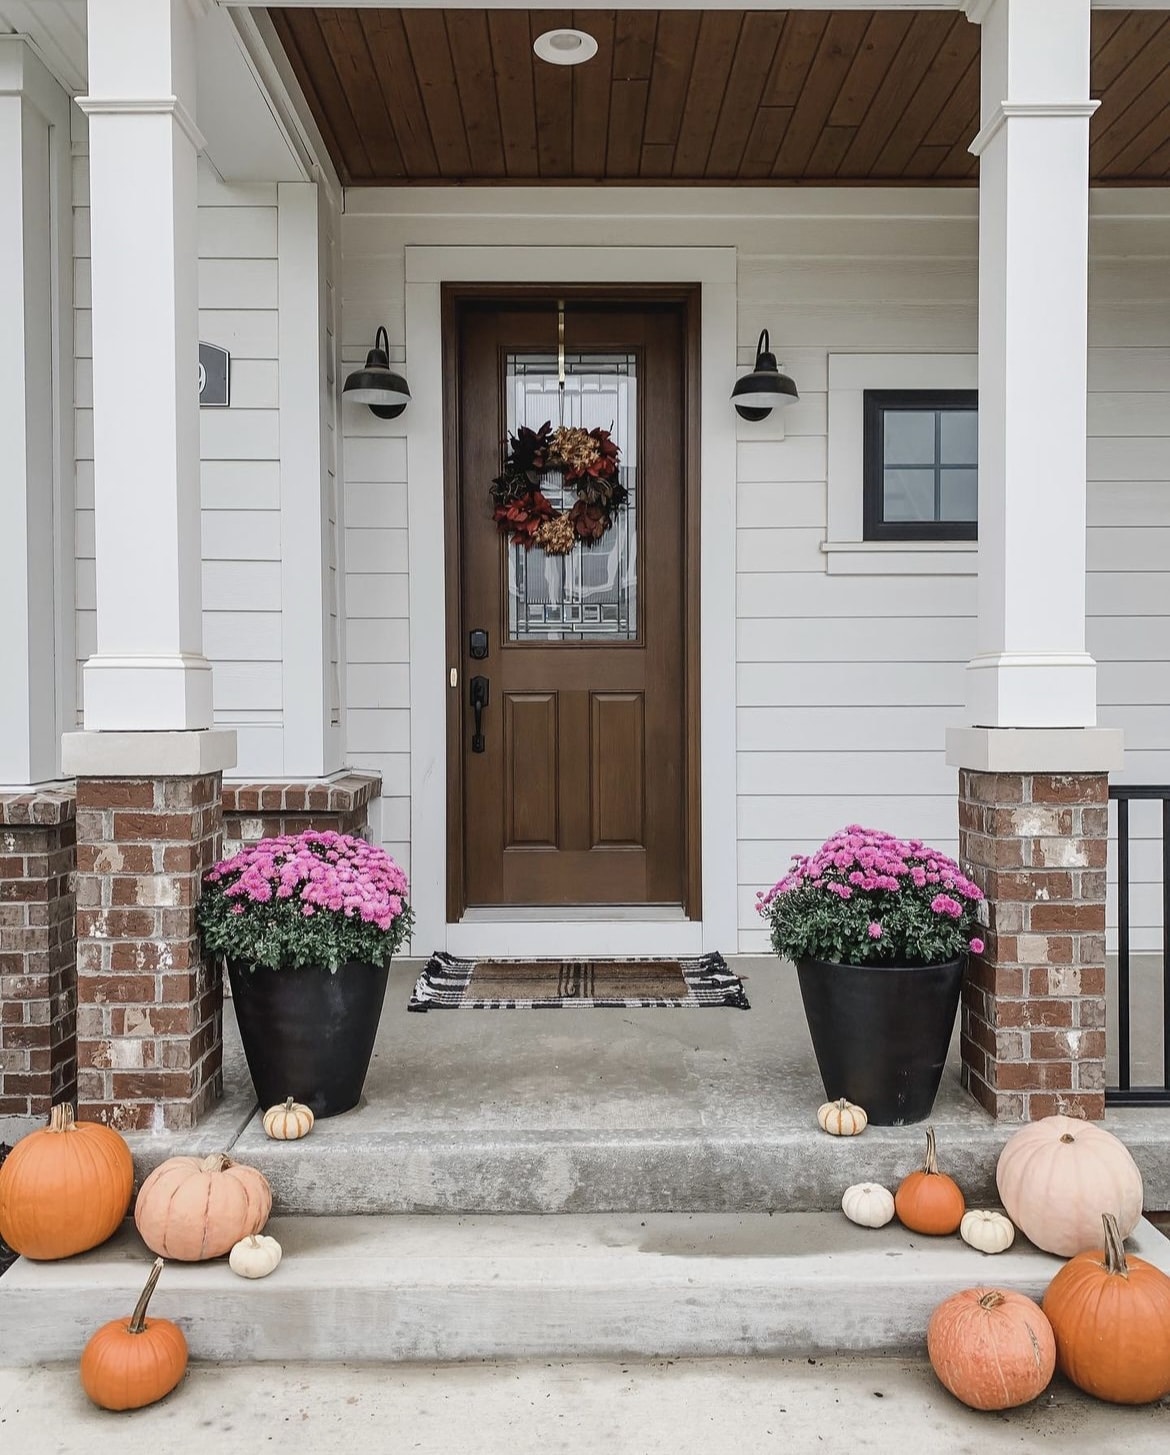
[403,246,738,956]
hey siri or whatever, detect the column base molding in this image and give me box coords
[947,727,1124,774]
[81,655,215,734]
[964,653,1099,732]
[62,729,237,779]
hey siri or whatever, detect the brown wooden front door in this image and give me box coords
[446,291,698,916]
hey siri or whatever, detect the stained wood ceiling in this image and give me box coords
[268,8,1170,186]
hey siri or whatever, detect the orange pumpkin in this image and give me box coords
[1042,1212,1170,1405]
[80,1258,188,1410]
[0,1103,134,1260]
[927,1288,1056,1410]
[895,1126,965,1235]
[134,1153,271,1261]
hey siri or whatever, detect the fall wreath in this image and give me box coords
[491,421,626,554]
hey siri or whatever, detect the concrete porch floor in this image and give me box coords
[123,956,1170,1213]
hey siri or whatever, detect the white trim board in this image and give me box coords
[402,244,738,956]
[825,352,978,576]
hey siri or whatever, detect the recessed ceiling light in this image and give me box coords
[533,28,598,66]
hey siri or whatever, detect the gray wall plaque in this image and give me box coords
[199,342,230,408]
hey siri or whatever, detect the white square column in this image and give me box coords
[962,0,1098,733]
[77,0,212,732]
[0,42,73,785]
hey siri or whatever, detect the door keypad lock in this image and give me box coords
[469,629,489,660]
[470,675,489,753]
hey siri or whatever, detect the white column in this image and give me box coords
[77,0,211,732]
[965,0,1097,729]
[278,181,340,778]
[0,41,73,785]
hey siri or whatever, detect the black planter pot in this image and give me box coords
[796,955,966,1126]
[227,958,390,1119]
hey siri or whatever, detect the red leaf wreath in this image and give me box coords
[490,423,626,551]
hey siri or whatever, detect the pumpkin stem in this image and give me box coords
[48,1102,76,1133]
[1059,1133,1075,1144]
[199,1153,231,1174]
[978,1290,1006,1311]
[284,1097,295,1111]
[128,1259,165,1334]
[923,1125,940,1175]
[1101,1212,1129,1278]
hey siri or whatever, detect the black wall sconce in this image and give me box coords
[343,326,411,419]
[731,330,799,421]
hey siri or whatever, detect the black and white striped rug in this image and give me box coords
[408,952,749,1011]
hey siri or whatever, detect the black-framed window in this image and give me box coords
[863,390,978,541]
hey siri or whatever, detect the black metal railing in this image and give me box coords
[1107,785,1170,1106]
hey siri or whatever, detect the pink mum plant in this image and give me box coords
[199,830,413,971]
[757,826,984,967]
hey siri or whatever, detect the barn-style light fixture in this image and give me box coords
[731,329,799,421]
[343,326,411,419]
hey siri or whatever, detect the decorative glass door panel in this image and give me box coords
[506,352,638,643]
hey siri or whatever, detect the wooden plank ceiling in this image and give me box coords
[269,9,1170,186]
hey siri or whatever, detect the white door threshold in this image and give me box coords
[459,905,688,923]
[445,919,705,958]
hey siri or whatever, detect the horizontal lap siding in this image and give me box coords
[72,158,283,775]
[334,200,1168,953]
[196,168,283,776]
[1090,227,1170,954]
[734,237,976,951]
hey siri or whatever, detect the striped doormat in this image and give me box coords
[408,952,749,1011]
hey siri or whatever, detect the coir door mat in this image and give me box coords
[408,952,749,1011]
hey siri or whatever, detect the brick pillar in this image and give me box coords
[75,774,224,1131]
[958,770,1108,1122]
[0,790,77,1121]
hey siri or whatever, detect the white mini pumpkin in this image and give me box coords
[229,1233,282,1279]
[960,1209,1016,1255]
[842,1182,896,1228]
[817,1098,868,1136]
[262,1098,315,1141]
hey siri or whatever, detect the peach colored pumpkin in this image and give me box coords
[0,1103,133,1261]
[1043,1213,1170,1405]
[996,1116,1143,1257]
[134,1154,271,1261]
[928,1288,1056,1411]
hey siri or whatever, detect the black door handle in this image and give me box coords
[470,675,489,754]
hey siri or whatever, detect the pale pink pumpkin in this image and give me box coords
[134,1154,271,1261]
[996,1116,1142,1258]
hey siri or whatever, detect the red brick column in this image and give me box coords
[74,774,224,1131]
[958,770,1108,1122]
[0,790,77,1120]
[220,773,381,854]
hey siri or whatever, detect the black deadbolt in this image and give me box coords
[469,629,489,660]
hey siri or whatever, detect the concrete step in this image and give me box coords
[4,1213,1169,1366]
[120,966,1170,1215]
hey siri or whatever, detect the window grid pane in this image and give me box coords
[880,405,977,527]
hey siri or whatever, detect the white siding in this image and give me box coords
[340,191,1169,953]
[196,166,283,777]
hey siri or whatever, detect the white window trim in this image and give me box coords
[825,353,978,576]
[402,244,738,957]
